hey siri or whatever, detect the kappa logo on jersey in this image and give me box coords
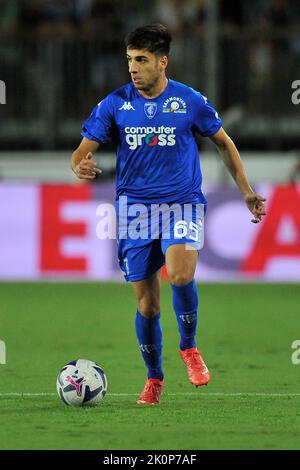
[144,102,157,119]
[163,96,187,113]
[118,101,135,111]
[125,126,176,150]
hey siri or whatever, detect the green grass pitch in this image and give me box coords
[0,282,300,450]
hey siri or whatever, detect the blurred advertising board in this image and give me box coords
[0,182,299,281]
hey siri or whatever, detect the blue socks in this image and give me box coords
[135,310,163,380]
[135,280,198,378]
[171,279,198,350]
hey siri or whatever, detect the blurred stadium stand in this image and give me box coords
[0,0,299,154]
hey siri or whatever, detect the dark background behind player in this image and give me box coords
[0,0,299,151]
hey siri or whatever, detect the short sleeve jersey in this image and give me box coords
[81,79,222,204]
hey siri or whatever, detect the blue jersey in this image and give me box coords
[81,79,222,204]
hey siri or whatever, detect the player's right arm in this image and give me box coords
[71,137,102,180]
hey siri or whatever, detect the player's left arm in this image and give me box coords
[210,127,266,224]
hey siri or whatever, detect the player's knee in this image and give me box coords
[169,272,194,286]
[137,299,160,318]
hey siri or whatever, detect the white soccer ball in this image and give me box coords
[56,359,107,406]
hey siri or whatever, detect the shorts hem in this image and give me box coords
[162,240,201,256]
[123,262,165,282]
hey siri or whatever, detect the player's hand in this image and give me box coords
[74,152,102,180]
[244,192,266,224]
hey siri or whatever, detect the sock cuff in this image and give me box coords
[170,279,196,290]
[136,310,161,323]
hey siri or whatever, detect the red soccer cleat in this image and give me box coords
[179,347,210,387]
[137,378,164,405]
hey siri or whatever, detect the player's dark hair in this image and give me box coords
[125,24,172,56]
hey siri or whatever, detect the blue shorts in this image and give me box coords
[116,198,206,282]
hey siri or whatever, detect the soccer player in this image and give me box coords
[71,24,266,405]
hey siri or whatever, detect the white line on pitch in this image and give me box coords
[1,392,300,397]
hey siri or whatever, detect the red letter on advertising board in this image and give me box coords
[40,184,91,272]
[242,185,300,272]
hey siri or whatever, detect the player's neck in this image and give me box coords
[138,76,169,99]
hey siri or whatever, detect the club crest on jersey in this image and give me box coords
[144,102,157,119]
[163,97,187,113]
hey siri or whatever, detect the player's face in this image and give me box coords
[126,48,167,92]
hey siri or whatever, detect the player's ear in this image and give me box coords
[160,55,168,70]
